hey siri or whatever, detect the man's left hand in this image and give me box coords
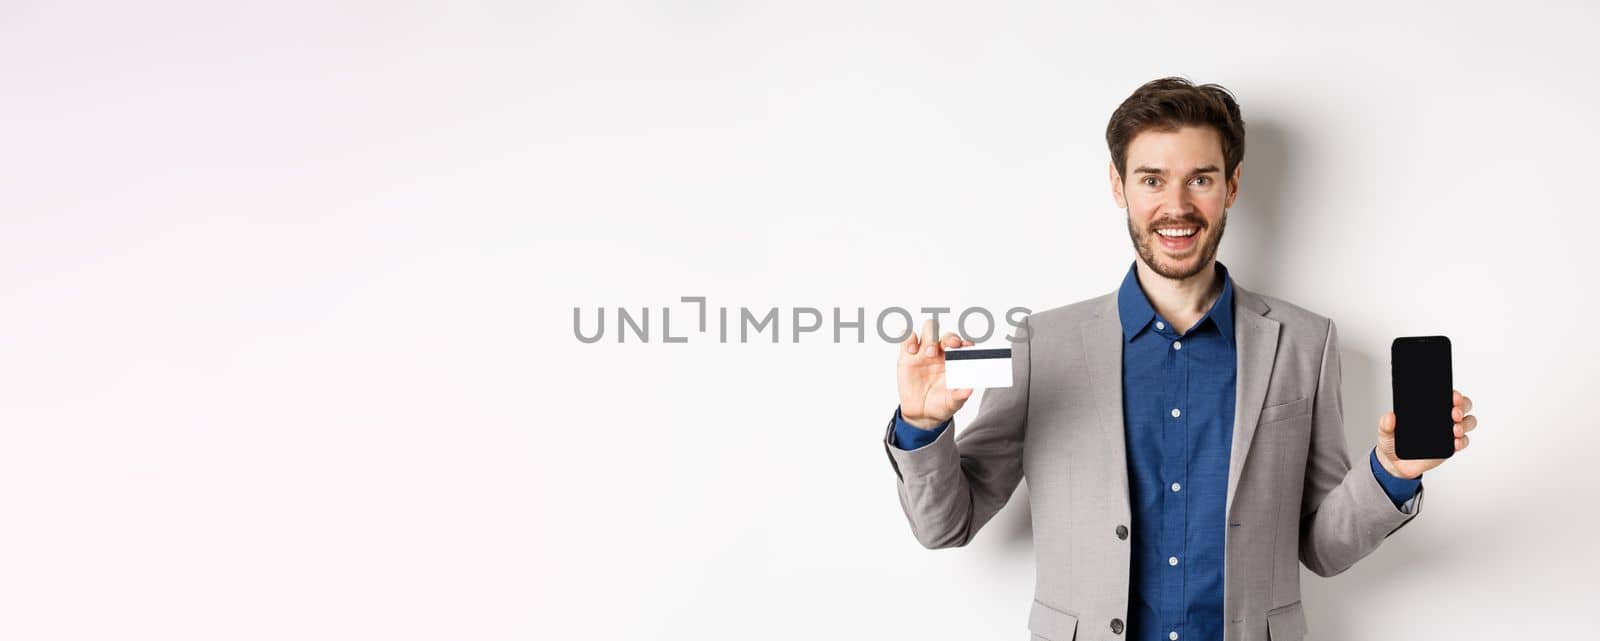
[1375,389,1476,480]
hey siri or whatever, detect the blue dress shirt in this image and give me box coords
[892,262,1420,640]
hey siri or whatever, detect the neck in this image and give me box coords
[1133,259,1222,334]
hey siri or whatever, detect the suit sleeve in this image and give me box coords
[881,316,1032,549]
[1297,319,1425,577]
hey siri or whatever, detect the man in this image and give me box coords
[882,77,1478,641]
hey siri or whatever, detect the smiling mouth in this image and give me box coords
[1152,225,1201,252]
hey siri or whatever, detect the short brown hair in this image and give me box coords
[1106,76,1246,181]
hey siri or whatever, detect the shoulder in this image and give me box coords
[1026,291,1116,330]
[1237,284,1338,348]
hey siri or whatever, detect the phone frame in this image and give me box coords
[1391,335,1455,460]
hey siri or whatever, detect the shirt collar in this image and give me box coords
[1116,260,1236,346]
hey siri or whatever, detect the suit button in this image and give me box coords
[1115,525,1129,540]
[1110,618,1125,634]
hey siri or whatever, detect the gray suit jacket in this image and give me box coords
[883,281,1423,641]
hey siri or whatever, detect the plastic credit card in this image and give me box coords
[943,346,1013,389]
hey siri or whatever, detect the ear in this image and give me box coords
[1224,163,1242,208]
[1110,161,1128,209]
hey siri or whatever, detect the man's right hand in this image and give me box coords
[897,319,975,429]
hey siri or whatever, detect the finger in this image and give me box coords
[1379,411,1396,435]
[941,332,963,349]
[1454,414,1478,436]
[1454,390,1473,415]
[903,331,919,354]
[1456,433,1470,451]
[953,387,974,402]
[920,320,938,357]
[961,339,975,347]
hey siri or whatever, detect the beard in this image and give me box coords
[1126,209,1227,281]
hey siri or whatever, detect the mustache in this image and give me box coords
[1145,216,1207,232]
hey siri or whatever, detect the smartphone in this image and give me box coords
[1391,336,1455,460]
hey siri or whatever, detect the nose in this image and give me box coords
[1160,184,1194,217]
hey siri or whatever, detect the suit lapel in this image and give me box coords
[1082,294,1131,513]
[1226,284,1280,519]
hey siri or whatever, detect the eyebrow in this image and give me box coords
[1132,164,1221,176]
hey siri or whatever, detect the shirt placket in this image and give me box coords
[1159,320,1188,641]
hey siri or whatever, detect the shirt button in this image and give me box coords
[1171,482,1182,492]
[1170,408,1181,418]
[1168,555,1179,566]
[1172,341,1182,350]
[1110,618,1125,634]
[1170,632,1180,641]
[1116,524,1129,540]
[1155,321,1165,330]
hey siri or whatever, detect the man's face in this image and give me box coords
[1110,125,1241,281]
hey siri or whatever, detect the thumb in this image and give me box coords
[1378,411,1396,436]
[953,388,974,402]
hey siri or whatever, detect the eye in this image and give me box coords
[1142,177,1159,187]
[1191,176,1211,186]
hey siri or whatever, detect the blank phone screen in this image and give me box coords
[1392,336,1454,460]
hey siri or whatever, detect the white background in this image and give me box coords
[2,1,1596,639]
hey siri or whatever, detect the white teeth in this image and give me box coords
[1156,228,1197,237]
